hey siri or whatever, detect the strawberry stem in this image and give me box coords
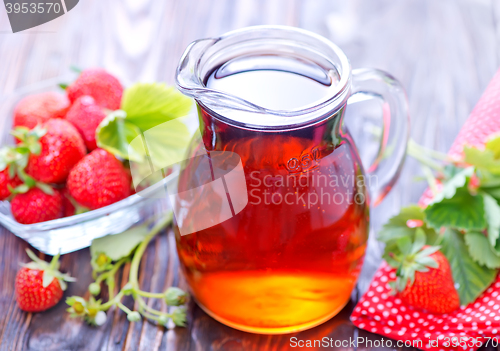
[49,251,61,270]
[137,309,161,322]
[408,139,451,162]
[136,296,164,316]
[116,301,133,315]
[421,165,439,194]
[407,140,445,172]
[25,249,44,265]
[129,213,173,289]
[134,290,165,299]
[99,290,124,311]
[66,212,185,327]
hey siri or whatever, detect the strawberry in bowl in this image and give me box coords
[0,67,193,255]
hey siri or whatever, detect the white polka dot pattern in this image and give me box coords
[352,69,500,351]
[351,263,500,351]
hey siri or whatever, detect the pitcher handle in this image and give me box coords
[349,68,410,206]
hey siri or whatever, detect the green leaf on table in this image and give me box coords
[440,228,497,305]
[429,167,474,204]
[464,231,500,269]
[90,224,150,261]
[483,193,500,249]
[96,110,144,162]
[121,83,193,132]
[424,186,486,231]
[464,147,500,175]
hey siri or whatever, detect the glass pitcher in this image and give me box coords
[174,25,409,334]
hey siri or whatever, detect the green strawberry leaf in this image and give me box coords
[464,147,500,175]
[480,188,500,201]
[90,224,150,261]
[411,227,427,254]
[442,164,464,180]
[8,164,15,178]
[42,271,55,288]
[11,184,29,194]
[127,118,191,191]
[483,193,500,249]
[429,167,474,204]
[0,146,29,173]
[140,118,191,170]
[379,206,439,264]
[424,186,486,231]
[396,235,412,256]
[477,170,500,187]
[485,134,500,158]
[97,83,193,166]
[478,172,500,201]
[96,110,144,162]
[464,231,500,269]
[440,228,497,305]
[388,230,440,292]
[17,169,36,187]
[35,182,54,195]
[378,205,439,244]
[121,83,193,132]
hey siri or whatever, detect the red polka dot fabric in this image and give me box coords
[351,263,500,351]
[351,68,500,350]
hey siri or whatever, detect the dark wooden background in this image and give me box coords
[1,0,500,350]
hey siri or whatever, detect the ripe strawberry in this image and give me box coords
[390,241,460,314]
[66,96,106,151]
[66,69,123,110]
[19,119,86,184]
[0,167,22,200]
[67,149,131,210]
[11,187,63,224]
[15,249,74,312]
[13,92,70,129]
[0,145,34,201]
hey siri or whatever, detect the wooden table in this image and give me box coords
[1,0,500,349]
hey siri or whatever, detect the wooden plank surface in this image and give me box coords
[1,0,500,350]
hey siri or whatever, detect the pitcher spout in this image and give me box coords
[176,38,216,94]
[176,37,267,115]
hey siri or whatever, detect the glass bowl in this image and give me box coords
[0,76,184,255]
